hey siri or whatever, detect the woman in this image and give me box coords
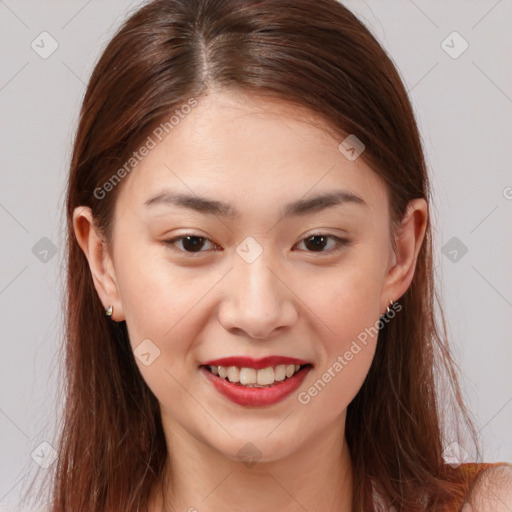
[34,0,512,510]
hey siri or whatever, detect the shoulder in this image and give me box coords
[462,462,512,511]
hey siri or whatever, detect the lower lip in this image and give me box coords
[200,365,313,407]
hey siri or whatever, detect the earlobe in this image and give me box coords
[72,207,125,321]
[381,198,428,310]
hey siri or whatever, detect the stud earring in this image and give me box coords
[105,305,113,317]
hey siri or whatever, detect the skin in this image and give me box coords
[466,464,512,511]
[73,90,429,511]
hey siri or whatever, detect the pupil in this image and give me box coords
[305,235,327,251]
[183,236,204,252]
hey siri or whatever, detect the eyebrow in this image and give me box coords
[144,189,368,219]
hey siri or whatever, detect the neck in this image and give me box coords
[149,414,353,512]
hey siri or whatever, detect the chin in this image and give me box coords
[211,430,302,466]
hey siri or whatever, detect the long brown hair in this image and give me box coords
[25,0,481,510]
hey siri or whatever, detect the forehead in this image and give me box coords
[116,90,388,216]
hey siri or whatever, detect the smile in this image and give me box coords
[200,363,313,406]
[205,364,307,387]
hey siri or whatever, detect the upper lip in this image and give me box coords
[201,356,312,370]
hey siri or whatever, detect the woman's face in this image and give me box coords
[85,90,417,463]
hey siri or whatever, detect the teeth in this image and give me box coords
[227,366,239,383]
[239,367,257,385]
[208,363,304,386]
[285,364,296,378]
[257,367,274,385]
[274,365,286,382]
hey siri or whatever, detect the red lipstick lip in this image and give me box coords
[200,364,313,407]
[200,356,312,370]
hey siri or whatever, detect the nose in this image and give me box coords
[217,252,298,339]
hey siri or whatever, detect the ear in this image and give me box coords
[72,206,125,321]
[380,198,428,312]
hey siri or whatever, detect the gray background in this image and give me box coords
[1,0,511,509]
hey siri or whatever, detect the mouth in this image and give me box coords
[199,363,313,388]
[199,362,314,407]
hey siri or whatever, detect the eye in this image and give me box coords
[162,232,350,256]
[162,234,219,255]
[294,233,350,253]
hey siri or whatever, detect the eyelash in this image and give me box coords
[162,232,350,256]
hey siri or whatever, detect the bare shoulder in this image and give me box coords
[464,463,512,511]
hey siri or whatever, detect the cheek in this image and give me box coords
[295,340,376,441]
[113,244,203,376]
[298,278,381,420]
[311,289,379,404]
[305,254,384,345]
[115,242,204,332]
[296,250,384,409]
